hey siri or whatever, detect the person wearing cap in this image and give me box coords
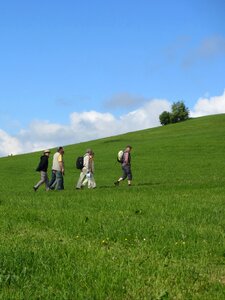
[49,146,65,190]
[76,148,95,189]
[33,149,51,191]
[114,145,133,186]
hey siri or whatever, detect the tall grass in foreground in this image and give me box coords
[0,114,225,299]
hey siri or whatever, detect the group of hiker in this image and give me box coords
[33,145,133,191]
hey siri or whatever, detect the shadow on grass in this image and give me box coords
[137,182,161,186]
[102,139,122,144]
[98,182,161,189]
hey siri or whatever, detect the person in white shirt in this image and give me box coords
[82,152,96,189]
[49,146,65,190]
[76,149,96,189]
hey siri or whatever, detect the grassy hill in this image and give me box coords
[0,114,225,299]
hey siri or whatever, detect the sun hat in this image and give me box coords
[44,149,51,154]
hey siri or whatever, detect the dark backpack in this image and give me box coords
[76,156,84,170]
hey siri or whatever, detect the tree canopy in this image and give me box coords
[159,101,189,126]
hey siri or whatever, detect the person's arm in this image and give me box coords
[59,161,64,174]
[91,160,94,173]
[58,154,65,175]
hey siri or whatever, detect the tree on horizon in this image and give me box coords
[159,101,189,125]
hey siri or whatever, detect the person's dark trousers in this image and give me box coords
[56,171,64,190]
[122,165,132,180]
[49,170,56,188]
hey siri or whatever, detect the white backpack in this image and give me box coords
[117,150,124,163]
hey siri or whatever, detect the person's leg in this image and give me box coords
[82,177,88,187]
[87,173,95,188]
[33,171,45,191]
[49,171,56,189]
[127,167,132,186]
[43,172,50,190]
[114,165,127,186]
[90,174,96,188]
[76,170,86,189]
[56,171,64,190]
[50,180,57,190]
[61,175,64,190]
[87,177,91,188]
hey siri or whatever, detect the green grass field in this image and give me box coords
[1,114,225,299]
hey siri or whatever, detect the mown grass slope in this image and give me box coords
[0,114,225,299]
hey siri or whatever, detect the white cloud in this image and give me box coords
[2,90,225,157]
[190,90,225,117]
[120,100,171,131]
[0,129,23,157]
[0,98,170,157]
[70,111,118,141]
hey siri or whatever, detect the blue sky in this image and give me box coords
[0,0,225,156]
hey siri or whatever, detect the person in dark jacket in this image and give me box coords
[114,145,133,186]
[33,149,51,191]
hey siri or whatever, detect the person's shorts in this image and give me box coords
[122,165,132,180]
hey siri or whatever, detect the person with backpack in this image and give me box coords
[114,145,133,186]
[33,149,51,191]
[76,149,96,189]
[82,152,96,189]
[49,146,65,190]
